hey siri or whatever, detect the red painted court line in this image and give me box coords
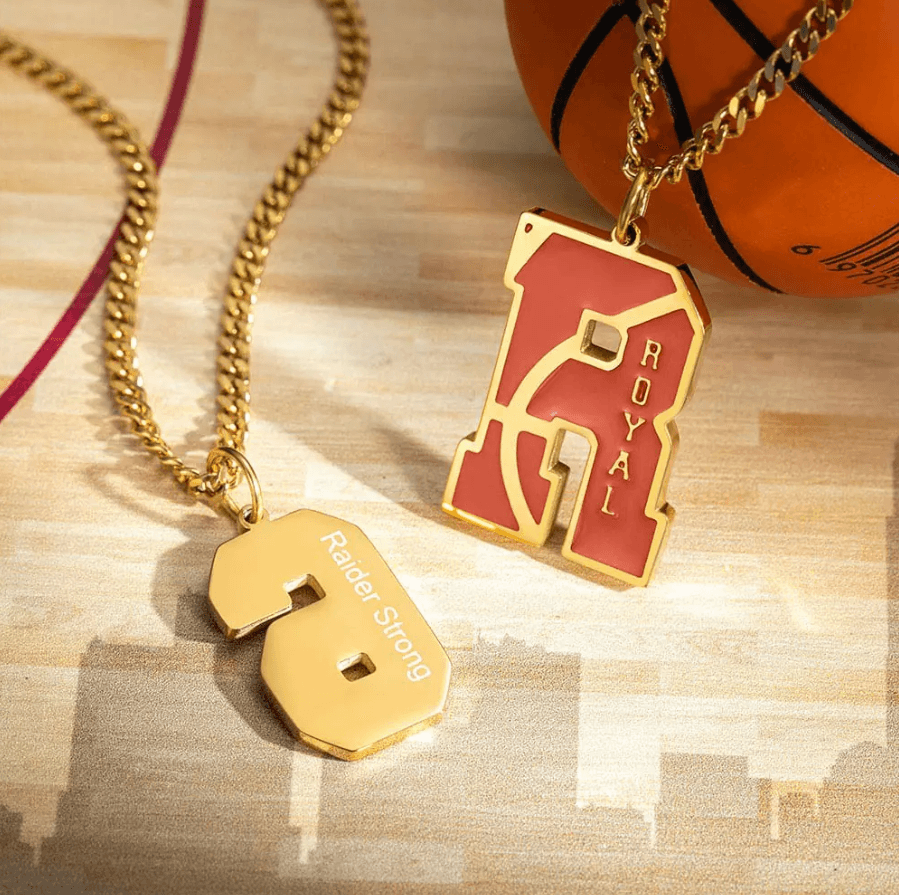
[0,0,207,424]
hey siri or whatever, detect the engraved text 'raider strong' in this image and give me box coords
[322,530,432,682]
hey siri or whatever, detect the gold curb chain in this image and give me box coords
[0,0,369,510]
[617,0,854,242]
[3,10,454,760]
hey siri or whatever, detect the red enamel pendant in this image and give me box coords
[443,208,710,586]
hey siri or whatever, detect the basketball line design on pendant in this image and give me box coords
[547,0,899,292]
[0,0,206,426]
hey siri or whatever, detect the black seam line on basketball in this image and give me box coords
[705,0,899,176]
[549,0,638,152]
[656,58,782,293]
[623,2,779,290]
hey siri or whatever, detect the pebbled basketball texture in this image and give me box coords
[505,0,899,297]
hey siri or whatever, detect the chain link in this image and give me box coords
[625,0,854,190]
[1,0,369,506]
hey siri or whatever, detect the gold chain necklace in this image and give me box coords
[1,0,451,761]
[618,0,854,242]
[443,0,854,586]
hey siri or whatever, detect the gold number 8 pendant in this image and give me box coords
[208,508,452,760]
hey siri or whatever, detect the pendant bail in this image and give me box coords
[614,167,653,247]
[207,446,268,529]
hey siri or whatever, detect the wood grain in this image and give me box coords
[1,0,898,892]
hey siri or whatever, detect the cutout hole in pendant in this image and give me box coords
[339,653,376,682]
[556,430,591,530]
[583,319,622,363]
[284,575,325,611]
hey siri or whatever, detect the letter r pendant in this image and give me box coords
[443,209,710,586]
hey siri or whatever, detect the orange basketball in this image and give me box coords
[505,0,899,297]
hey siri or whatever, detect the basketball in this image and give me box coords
[505,0,899,298]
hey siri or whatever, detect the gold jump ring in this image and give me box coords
[206,446,267,528]
[613,167,652,247]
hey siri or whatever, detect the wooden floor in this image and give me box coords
[1,1,898,892]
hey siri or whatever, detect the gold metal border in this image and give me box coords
[443,209,710,587]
